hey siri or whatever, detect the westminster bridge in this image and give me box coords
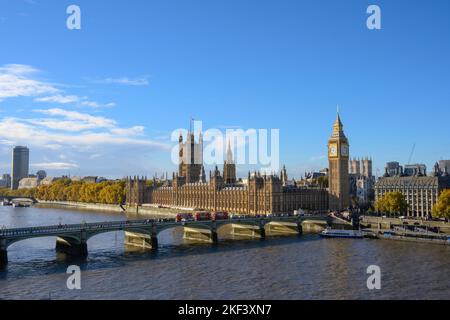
[0,215,341,267]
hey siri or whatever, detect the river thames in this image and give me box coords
[0,205,449,300]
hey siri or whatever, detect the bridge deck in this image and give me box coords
[0,216,328,240]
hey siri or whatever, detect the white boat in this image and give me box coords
[12,202,30,208]
[320,228,364,239]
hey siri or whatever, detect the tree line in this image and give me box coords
[0,178,127,205]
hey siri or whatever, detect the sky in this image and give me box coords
[0,0,449,179]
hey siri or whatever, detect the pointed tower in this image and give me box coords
[178,126,203,183]
[328,111,350,211]
[223,140,237,184]
[280,165,288,186]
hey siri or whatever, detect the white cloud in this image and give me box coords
[0,64,170,176]
[33,108,117,128]
[34,94,79,104]
[31,162,79,170]
[0,64,59,101]
[110,126,145,136]
[35,94,116,109]
[26,118,99,132]
[0,117,170,150]
[99,77,149,86]
[0,64,39,75]
[80,101,116,108]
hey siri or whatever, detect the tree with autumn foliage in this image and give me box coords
[432,189,450,219]
[374,191,408,216]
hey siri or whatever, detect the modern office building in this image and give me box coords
[404,164,427,177]
[11,146,30,190]
[375,174,450,218]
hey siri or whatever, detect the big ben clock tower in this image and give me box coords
[328,112,350,211]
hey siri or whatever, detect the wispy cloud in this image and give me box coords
[33,108,117,128]
[34,94,79,104]
[31,162,79,170]
[0,117,170,150]
[0,64,58,101]
[110,126,145,136]
[0,64,168,176]
[97,77,149,86]
[0,64,116,109]
[80,101,116,108]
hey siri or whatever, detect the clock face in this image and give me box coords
[329,143,338,157]
[341,145,349,157]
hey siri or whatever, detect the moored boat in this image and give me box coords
[320,228,364,239]
[1,200,12,206]
[12,202,31,208]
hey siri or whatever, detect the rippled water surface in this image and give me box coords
[0,206,449,300]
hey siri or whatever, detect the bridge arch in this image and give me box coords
[85,227,153,241]
[156,223,212,236]
[5,233,81,249]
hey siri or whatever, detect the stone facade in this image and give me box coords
[375,175,450,218]
[126,172,328,215]
[349,157,375,205]
[126,131,329,215]
[178,131,204,183]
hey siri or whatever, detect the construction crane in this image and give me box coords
[407,143,416,165]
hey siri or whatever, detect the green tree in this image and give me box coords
[432,189,450,219]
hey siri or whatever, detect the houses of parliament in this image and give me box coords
[126,114,350,215]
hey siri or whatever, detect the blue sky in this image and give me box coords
[0,0,449,179]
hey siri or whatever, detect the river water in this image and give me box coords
[0,205,449,300]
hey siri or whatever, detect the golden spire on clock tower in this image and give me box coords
[332,109,346,138]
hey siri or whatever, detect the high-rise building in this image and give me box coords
[11,146,29,190]
[328,113,350,211]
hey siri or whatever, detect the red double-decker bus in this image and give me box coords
[212,212,229,221]
[176,213,194,222]
[194,211,212,221]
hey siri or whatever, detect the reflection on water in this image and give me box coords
[0,206,449,300]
